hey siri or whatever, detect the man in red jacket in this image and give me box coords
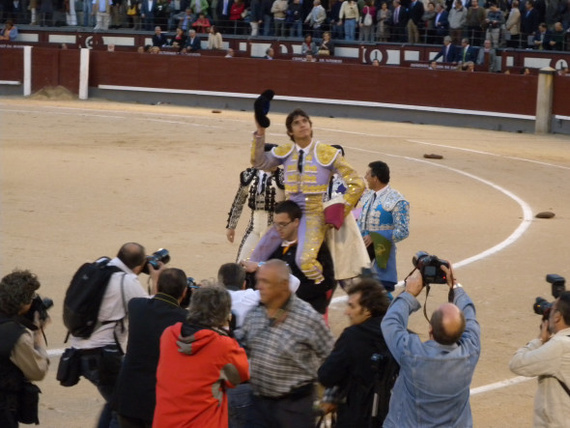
[153,285,250,428]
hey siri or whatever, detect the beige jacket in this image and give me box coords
[506,7,521,36]
[509,327,570,428]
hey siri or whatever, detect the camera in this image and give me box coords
[412,251,450,284]
[180,277,200,308]
[143,248,170,274]
[533,274,566,318]
[24,295,54,323]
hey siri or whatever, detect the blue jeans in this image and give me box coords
[289,20,302,38]
[227,383,252,428]
[263,14,273,36]
[82,0,93,26]
[344,18,356,40]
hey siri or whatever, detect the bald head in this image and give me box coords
[430,303,465,345]
[256,259,291,307]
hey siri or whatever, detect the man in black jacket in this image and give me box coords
[318,278,396,428]
[242,200,336,315]
[115,268,189,428]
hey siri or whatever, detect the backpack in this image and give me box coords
[63,257,122,338]
[363,7,373,26]
[370,348,400,426]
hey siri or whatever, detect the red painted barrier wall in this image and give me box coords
[89,51,538,116]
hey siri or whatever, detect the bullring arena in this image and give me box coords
[1,95,569,427]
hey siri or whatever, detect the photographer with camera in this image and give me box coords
[69,242,164,428]
[0,269,50,428]
[509,282,570,427]
[380,257,481,427]
[114,267,190,428]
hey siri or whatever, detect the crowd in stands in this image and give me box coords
[1,0,569,49]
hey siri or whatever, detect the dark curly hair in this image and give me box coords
[346,278,390,318]
[0,269,41,317]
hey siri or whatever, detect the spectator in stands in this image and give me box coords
[390,0,408,42]
[449,0,467,44]
[152,25,169,46]
[329,0,345,40]
[217,0,234,32]
[207,24,224,48]
[339,0,360,41]
[249,0,263,36]
[559,65,569,75]
[550,21,565,49]
[485,2,505,48]
[184,28,201,51]
[434,2,450,43]
[140,0,157,30]
[166,0,183,31]
[171,26,188,49]
[506,0,521,47]
[422,2,436,44]
[431,34,459,66]
[127,0,141,30]
[533,21,553,48]
[288,0,303,38]
[225,47,235,56]
[0,19,18,41]
[371,58,380,65]
[476,38,499,71]
[39,0,54,26]
[261,0,274,36]
[179,7,195,31]
[466,0,486,46]
[301,32,317,55]
[192,12,211,32]
[317,31,335,55]
[190,0,209,17]
[376,1,391,41]
[229,0,246,34]
[264,46,274,58]
[359,0,376,42]
[407,0,425,44]
[271,0,288,37]
[305,0,327,39]
[458,37,478,69]
[521,0,539,47]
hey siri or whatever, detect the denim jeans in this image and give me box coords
[79,347,121,428]
[82,0,93,26]
[263,14,273,36]
[289,20,302,38]
[344,18,356,40]
[227,383,252,428]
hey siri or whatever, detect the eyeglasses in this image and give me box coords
[274,221,293,230]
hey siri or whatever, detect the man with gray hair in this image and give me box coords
[154,285,249,427]
[236,259,334,427]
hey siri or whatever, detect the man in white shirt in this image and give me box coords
[71,242,162,428]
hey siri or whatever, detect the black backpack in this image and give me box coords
[63,257,122,338]
[370,347,400,427]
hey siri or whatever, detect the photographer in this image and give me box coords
[380,261,481,427]
[70,242,163,428]
[0,269,50,428]
[509,291,570,427]
[115,268,189,428]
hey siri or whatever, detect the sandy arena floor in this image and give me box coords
[1,97,569,427]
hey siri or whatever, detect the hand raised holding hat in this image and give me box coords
[254,90,275,130]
